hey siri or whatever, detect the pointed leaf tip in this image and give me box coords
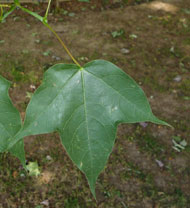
[150,115,172,128]
[89,181,96,199]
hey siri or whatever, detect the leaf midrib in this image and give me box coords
[81,70,93,181]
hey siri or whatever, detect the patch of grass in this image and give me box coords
[64,197,80,208]
[136,133,165,156]
[11,66,26,82]
[141,185,158,198]
[89,51,101,60]
[158,46,184,59]
[173,118,190,132]
[143,76,168,92]
[180,56,190,72]
[41,40,54,46]
[171,188,188,207]
[179,78,190,96]
[183,38,190,45]
[124,162,154,183]
[0,153,28,194]
[142,185,189,207]
[11,66,39,84]
[157,47,171,57]
[111,29,125,38]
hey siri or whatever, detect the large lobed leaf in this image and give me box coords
[13,60,168,197]
[0,75,25,166]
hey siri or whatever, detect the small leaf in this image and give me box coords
[181,8,190,14]
[180,140,187,147]
[43,50,51,56]
[32,32,38,37]
[68,12,75,17]
[26,91,33,99]
[0,75,25,167]
[172,138,186,152]
[26,161,40,176]
[183,96,190,100]
[111,29,125,38]
[172,146,181,152]
[15,60,168,197]
[173,136,181,143]
[129,34,138,39]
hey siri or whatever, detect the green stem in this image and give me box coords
[0,4,10,21]
[44,22,82,67]
[44,0,52,20]
[0,5,16,22]
[15,3,82,68]
[16,3,43,22]
[0,4,10,7]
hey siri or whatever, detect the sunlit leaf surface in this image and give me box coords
[15,60,168,196]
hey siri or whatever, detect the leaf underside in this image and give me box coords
[13,59,167,197]
[0,75,25,167]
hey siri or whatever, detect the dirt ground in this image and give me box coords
[0,0,190,207]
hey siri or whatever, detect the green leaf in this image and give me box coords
[26,161,40,176]
[9,139,26,168]
[0,75,25,167]
[111,29,125,38]
[15,60,168,197]
[0,40,5,44]
[17,5,43,23]
[0,5,16,23]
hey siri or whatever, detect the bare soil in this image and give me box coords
[0,0,190,207]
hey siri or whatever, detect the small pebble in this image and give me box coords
[20,173,25,178]
[52,55,61,61]
[30,84,36,90]
[40,200,49,206]
[139,122,148,128]
[155,159,164,168]
[46,155,52,161]
[173,75,182,82]
[121,48,130,54]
